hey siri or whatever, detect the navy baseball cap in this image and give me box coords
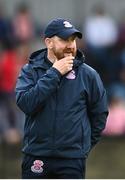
[44,18,82,39]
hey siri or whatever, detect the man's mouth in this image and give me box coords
[64,51,72,53]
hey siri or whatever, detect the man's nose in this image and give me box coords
[66,42,74,49]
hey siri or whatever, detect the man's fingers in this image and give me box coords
[65,56,74,62]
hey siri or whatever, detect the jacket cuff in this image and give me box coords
[47,67,62,79]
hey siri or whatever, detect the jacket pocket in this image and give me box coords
[81,121,84,149]
[56,117,84,149]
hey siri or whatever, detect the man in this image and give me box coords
[15,18,108,179]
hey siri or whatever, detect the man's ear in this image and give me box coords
[44,38,53,49]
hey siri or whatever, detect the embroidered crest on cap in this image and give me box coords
[31,160,44,173]
[63,21,73,28]
[66,70,76,79]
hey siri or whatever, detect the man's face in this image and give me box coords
[50,35,77,60]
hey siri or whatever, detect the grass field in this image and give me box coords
[0,136,125,178]
[86,136,125,178]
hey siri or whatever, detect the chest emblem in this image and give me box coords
[66,70,76,79]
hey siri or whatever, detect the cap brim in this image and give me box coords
[57,28,82,39]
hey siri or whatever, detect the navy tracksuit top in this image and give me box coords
[15,48,108,158]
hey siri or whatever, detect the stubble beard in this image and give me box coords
[52,48,76,60]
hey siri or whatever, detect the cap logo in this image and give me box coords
[63,21,73,28]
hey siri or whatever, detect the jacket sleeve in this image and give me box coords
[15,64,61,115]
[88,72,108,149]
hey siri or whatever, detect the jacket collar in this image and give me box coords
[29,48,85,69]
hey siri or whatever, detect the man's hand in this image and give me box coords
[52,55,74,75]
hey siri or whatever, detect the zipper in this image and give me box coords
[52,78,64,151]
[52,86,58,150]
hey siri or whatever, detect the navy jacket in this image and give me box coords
[15,48,108,158]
